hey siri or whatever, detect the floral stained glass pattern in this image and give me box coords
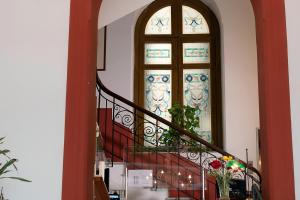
[145,6,172,35]
[183,43,210,64]
[182,6,209,34]
[144,70,172,121]
[145,43,172,65]
[183,69,211,142]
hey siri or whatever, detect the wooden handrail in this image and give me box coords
[94,177,109,200]
[96,75,262,183]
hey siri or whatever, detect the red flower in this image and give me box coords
[210,160,222,169]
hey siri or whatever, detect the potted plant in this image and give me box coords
[208,156,245,200]
[160,103,200,148]
[0,137,30,199]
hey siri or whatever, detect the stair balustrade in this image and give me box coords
[95,75,261,200]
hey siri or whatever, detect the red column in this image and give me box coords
[251,0,295,199]
[62,0,102,200]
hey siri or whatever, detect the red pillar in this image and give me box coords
[61,0,102,199]
[251,0,295,199]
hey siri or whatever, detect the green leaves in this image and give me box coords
[0,177,31,182]
[160,103,200,146]
[168,102,199,133]
[0,150,10,155]
[0,137,31,183]
[0,137,5,145]
[0,159,17,176]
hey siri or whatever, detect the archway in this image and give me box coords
[61,0,295,199]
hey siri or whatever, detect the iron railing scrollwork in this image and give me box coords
[96,74,262,199]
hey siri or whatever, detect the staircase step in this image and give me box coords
[99,108,217,200]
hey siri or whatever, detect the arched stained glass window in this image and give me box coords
[182,5,209,34]
[135,0,223,148]
[145,6,172,35]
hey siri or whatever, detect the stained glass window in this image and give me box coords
[144,70,172,121]
[135,0,222,147]
[183,43,210,64]
[183,69,211,142]
[182,6,209,34]
[145,43,172,65]
[145,6,172,35]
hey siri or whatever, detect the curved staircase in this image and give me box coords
[95,75,261,200]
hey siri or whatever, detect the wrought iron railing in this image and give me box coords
[96,74,261,199]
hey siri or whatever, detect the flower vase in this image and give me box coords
[217,177,230,200]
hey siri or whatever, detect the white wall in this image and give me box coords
[98,0,154,28]
[285,0,300,199]
[98,12,137,100]
[211,0,260,165]
[98,0,259,165]
[0,0,70,199]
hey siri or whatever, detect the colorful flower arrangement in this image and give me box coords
[208,156,245,199]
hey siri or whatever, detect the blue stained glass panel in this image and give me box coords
[144,70,172,121]
[145,43,172,65]
[182,6,209,34]
[145,6,172,35]
[183,43,210,64]
[183,69,212,143]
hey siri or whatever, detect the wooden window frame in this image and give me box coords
[134,0,223,148]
